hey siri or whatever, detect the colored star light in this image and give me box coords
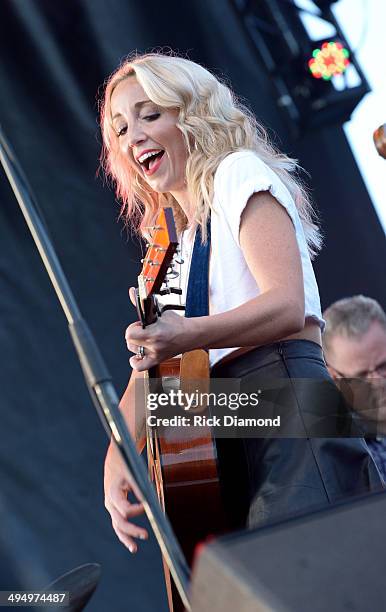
[308,41,350,80]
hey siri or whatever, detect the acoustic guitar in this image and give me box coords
[134,207,229,612]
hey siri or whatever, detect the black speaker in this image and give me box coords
[191,491,386,612]
[43,564,101,612]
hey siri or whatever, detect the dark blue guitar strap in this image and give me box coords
[184,221,211,319]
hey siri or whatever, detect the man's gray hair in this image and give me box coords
[323,295,386,353]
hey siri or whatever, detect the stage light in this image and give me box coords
[308,41,350,80]
[373,124,386,159]
[231,0,369,136]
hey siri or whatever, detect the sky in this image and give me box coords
[297,0,386,233]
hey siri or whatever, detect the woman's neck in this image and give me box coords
[169,189,194,223]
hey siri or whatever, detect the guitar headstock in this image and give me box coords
[138,207,178,301]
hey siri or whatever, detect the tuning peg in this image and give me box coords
[166,270,179,280]
[161,304,186,313]
[159,288,183,296]
[145,225,165,231]
[174,257,184,265]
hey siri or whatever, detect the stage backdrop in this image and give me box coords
[1,1,385,610]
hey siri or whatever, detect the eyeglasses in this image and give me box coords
[326,360,386,380]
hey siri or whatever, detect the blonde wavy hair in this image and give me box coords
[100,51,321,256]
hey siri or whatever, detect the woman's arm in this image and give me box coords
[197,190,305,349]
[104,369,148,552]
[126,191,305,371]
[119,368,147,454]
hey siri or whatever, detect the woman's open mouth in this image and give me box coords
[139,150,165,176]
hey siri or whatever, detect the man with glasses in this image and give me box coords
[323,295,386,480]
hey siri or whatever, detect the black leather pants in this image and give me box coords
[211,340,384,529]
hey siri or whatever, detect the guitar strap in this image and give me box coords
[184,220,211,319]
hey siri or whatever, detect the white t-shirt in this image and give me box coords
[160,150,324,366]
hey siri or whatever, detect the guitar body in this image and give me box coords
[147,350,228,612]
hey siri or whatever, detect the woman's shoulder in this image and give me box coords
[212,148,299,237]
[215,149,268,177]
[213,149,283,203]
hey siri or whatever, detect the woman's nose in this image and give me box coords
[127,125,146,149]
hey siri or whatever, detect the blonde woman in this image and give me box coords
[101,52,382,554]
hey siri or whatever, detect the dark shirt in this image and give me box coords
[366,438,386,483]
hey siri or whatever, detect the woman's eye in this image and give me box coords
[117,126,127,137]
[143,113,160,122]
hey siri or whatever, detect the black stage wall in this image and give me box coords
[0,1,385,611]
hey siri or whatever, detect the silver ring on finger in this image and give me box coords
[137,345,145,359]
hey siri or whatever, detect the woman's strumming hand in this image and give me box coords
[104,441,148,553]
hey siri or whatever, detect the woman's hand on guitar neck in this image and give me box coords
[104,441,148,553]
[126,288,196,371]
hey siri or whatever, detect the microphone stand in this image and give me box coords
[0,126,191,611]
